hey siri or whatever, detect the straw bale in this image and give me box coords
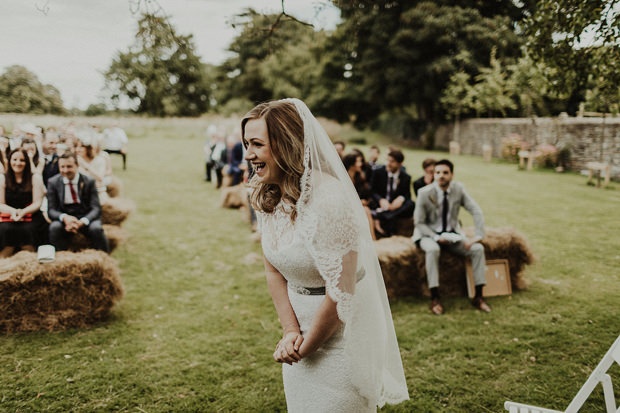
[106,176,123,198]
[0,250,124,333]
[377,227,534,299]
[102,198,135,226]
[220,184,249,209]
[222,174,233,188]
[68,225,127,253]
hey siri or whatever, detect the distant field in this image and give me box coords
[0,114,618,412]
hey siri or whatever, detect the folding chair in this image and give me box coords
[505,333,620,413]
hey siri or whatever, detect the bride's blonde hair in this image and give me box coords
[241,100,305,222]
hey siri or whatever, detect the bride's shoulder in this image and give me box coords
[306,174,353,215]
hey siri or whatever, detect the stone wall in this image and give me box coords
[434,117,620,179]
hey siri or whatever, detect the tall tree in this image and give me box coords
[104,13,210,116]
[321,0,529,125]
[0,65,66,115]
[525,0,620,114]
[213,9,318,109]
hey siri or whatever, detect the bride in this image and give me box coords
[242,99,409,411]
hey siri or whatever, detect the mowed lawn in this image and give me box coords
[0,116,619,412]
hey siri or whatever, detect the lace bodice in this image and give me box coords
[260,201,325,290]
[259,177,359,293]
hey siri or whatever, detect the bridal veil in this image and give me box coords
[284,98,409,407]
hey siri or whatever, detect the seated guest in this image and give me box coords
[102,124,128,170]
[369,149,415,236]
[204,124,218,182]
[47,152,109,252]
[333,141,345,159]
[0,135,9,173]
[343,153,376,240]
[352,148,374,184]
[413,159,489,315]
[413,157,437,197]
[211,132,227,188]
[368,145,382,170]
[75,131,109,204]
[41,131,60,186]
[226,134,245,186]
[21,138,44,175]
[0,149,45,257]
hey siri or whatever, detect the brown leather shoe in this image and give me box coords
[472,297,491,313]
[430,298,444,315]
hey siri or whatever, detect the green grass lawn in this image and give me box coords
[0,117,619,412]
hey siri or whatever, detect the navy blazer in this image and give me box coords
[42,154,59,186]
[370,166,412,204]
[47,173,101,223]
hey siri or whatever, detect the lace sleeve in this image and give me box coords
[301,179,360,323]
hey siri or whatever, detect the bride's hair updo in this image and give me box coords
[242,100,305,221]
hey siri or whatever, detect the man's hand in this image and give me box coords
[63,215,81,233]
[463,237,481,251]
[437,237,451,245]
[389,196,404,211]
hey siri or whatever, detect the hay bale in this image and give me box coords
[68,225,127,253]
[106,176,123,198]
[377,227,534,300]
[221,174,233,188]
[102,198,135,226]
[220,184,249,209]
[374,236,421,298]
[464,227,535,291]
[0,250,124,333]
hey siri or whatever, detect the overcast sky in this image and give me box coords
[1,0,340,109]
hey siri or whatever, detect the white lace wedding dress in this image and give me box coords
[255,98,409,412]
[260,180,374,412]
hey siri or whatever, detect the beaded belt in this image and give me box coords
[289,284,326,295]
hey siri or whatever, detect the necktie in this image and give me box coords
[387,175,393,201]
[441,191,448,232]
[69,182,79,204]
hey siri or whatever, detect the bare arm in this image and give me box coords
[297,250,357,358]
[264,257,303,364]
[0,175,17,215]
[19,174,45,216]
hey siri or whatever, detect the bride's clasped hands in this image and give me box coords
[273,328,304,365]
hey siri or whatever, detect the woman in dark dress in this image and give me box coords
[0,148,45,257]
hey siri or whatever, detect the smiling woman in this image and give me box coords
[0,148,46,257]
[240,99,409,411]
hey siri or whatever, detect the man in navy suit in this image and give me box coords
[369,149,415,236]
[42,132,60,186]
[47,152,109,252]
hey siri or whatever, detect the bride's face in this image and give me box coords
[244,117,284,186]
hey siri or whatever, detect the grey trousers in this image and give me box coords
[419,237,486,289]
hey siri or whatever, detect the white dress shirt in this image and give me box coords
[60,173,90,226]
[433,182,453,233]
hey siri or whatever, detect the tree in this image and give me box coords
[525,0,620,114]
[213,9,318,109]
[0,65,66,114]
[321,1,529,126]
[469,49,517,118]
[104,13,210,116]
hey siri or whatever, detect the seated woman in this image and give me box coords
[21,138,45,175]
[0,148,45,257]
[76,133,108,204]
[343,153,377,240]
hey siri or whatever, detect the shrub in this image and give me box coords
[535,143,558,168]
[500,133,530,162]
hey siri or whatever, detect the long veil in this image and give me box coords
[285,98,409,407]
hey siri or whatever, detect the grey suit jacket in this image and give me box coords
[412,181,484,243]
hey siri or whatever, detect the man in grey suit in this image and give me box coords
[412,159,490,315]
